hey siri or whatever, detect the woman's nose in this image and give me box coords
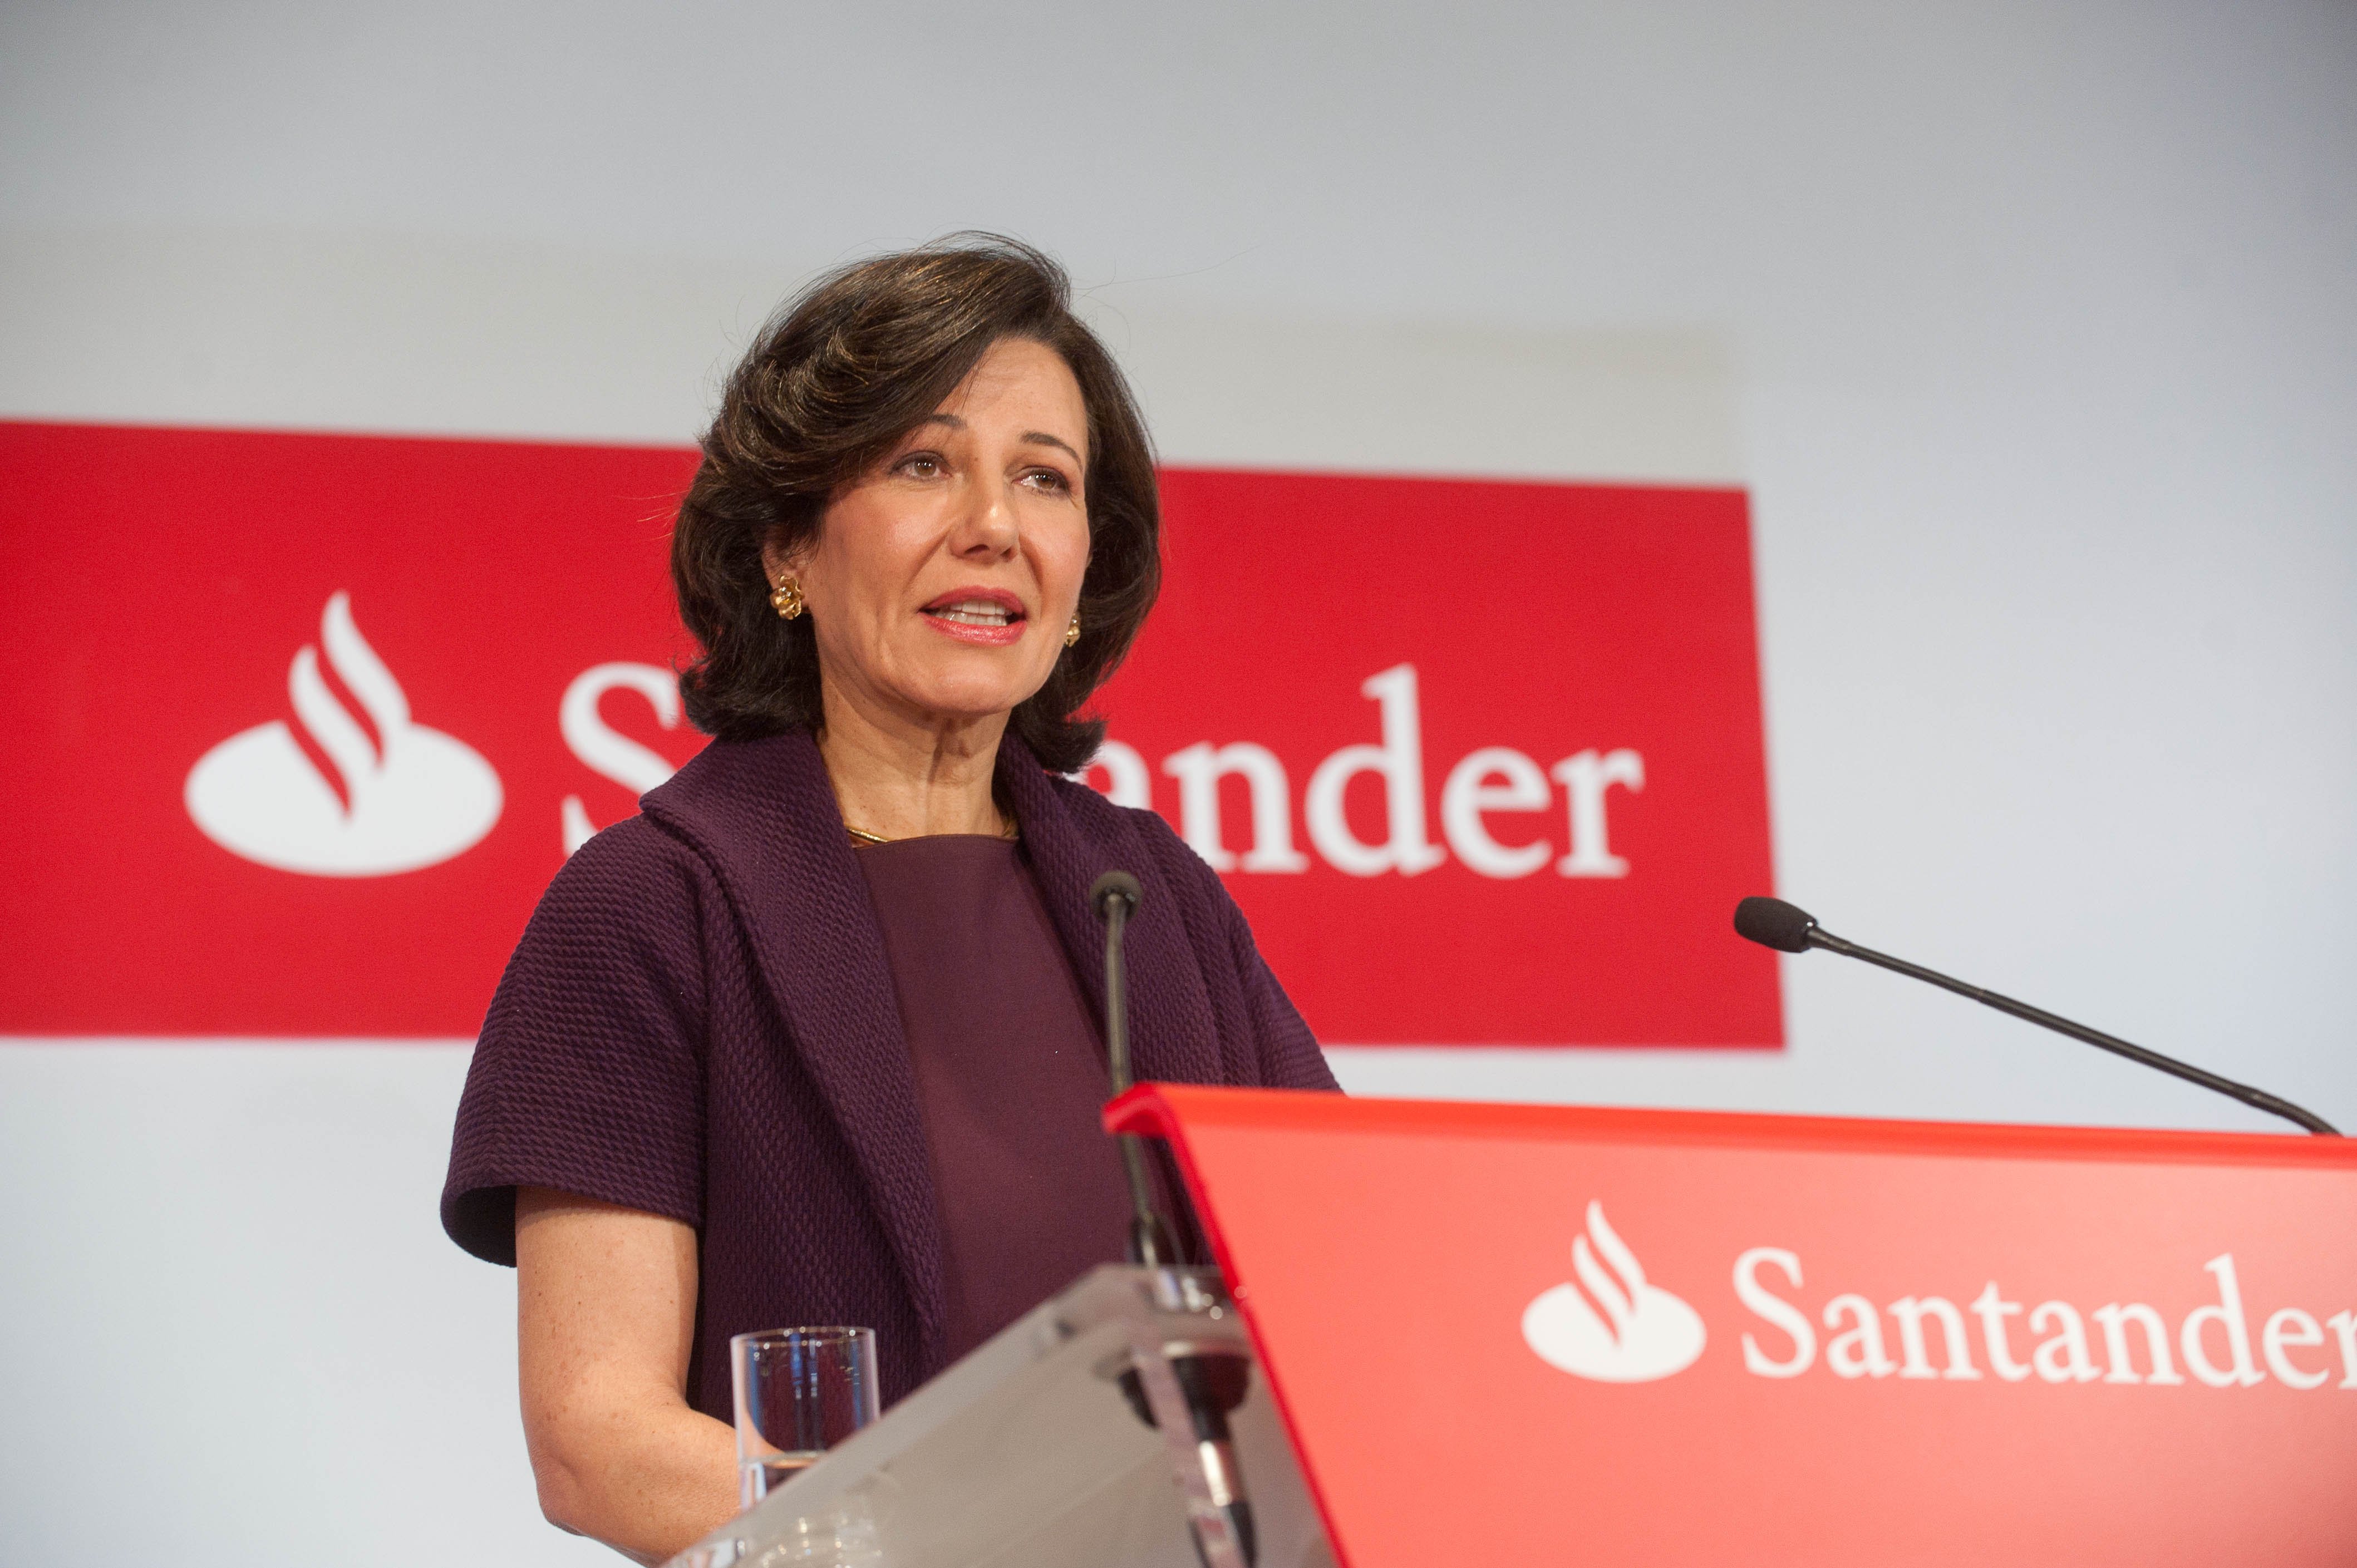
[949,476,1021,559]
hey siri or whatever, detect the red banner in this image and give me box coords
[0,421,1777,1043]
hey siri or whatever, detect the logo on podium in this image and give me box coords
[1523,1201,1708,1382]
[185,593,503,876]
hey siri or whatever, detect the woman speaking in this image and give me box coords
[440,236,1336,1562]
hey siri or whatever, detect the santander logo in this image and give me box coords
[185,593,503,876]
[1517,1224,2357,1395]
[1523,1202,1709,1383]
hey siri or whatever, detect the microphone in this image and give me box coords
[1090,870,1177,1266]
[1734,896,2339,1136]
[1093,869,1258,1565]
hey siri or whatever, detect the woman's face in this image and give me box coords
[773,337,1093,733]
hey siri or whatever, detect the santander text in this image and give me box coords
[559,659,1646,877]
[1089,663,1643,880]
[1732,1248,2357,1390]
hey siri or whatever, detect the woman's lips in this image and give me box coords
[921,593,1027,647]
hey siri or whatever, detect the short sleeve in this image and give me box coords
[440,816,712,1265]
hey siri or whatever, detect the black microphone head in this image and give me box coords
[1091,870,1143,921]
[1734,896,1818,953]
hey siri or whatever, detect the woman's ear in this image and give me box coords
[760,531,806,586]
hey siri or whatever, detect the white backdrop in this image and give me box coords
[4,3,2354,1562]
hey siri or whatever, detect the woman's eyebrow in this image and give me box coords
[1024,432,1083,465]
[911,412,1082,466]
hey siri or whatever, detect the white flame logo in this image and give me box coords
[1522,1201,1707,1383]
[185,593,502,876]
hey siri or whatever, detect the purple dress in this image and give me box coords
[441,729,1337,1417]
[853,832,1139,1363]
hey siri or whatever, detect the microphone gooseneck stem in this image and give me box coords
[1095,872,1256,1564]
[1104,893,1135,1097]
[1808,927,2340,1136]
[1101,889,1178,1266]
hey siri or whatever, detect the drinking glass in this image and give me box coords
[731,1327,880,1509]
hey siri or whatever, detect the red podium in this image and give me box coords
[1109,1086,2357,1567]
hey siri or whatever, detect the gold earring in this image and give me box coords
[1064,615,1081,648]
[770,578,804,620]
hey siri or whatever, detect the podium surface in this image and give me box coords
[671,1263,1326,1568]
[1111,1087,2357,1567]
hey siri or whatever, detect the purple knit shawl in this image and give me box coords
[442,729,1335,1411]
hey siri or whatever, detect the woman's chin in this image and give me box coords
[887,672,1046,728]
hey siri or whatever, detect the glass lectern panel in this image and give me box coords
[666,1265,1332,1568]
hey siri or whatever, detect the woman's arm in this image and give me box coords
[515,1187,739,1565]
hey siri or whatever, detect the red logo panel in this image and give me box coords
[1116,1086,2357,1568]
[0,422,1775,1043]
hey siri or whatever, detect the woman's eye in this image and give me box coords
[1022,467,1073,495]
[897,453,944,479]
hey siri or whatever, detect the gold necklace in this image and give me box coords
[845,820,1019,846]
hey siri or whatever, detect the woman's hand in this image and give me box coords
[515,1187,739,1565]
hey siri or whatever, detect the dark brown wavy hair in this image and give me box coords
[671,235,1160,773]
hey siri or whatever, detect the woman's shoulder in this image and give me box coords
[1038,768,1177,851]
[478,814,720,1072]
[1034,771,1234,910]
[547,812,715,905]
[520,813,727,967]
[1035,767,1336,1091]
